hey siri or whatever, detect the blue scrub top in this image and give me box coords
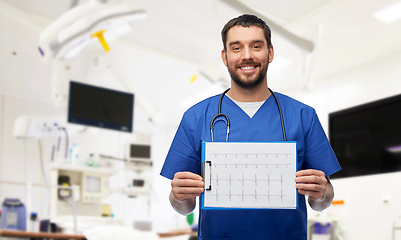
[161,92,341,240]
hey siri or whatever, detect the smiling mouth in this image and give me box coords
[238,64,260,73]
[238,61,259,70]
[240,66,256,70]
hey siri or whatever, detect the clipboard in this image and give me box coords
[201,141,298,210]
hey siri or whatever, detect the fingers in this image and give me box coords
[171,172,205,201]
[296,169,325,178]
[174,171,203,181]
[295,169,326,184]
[295,169,327,199]
[295,183,326,196]
[296,175,327,185]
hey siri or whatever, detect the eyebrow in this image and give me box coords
[228,40,266,47]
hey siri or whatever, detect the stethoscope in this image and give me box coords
[210,88,287,142]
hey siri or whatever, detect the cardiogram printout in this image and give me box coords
[201,141,297,209]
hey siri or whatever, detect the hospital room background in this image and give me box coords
[1,0,401,239]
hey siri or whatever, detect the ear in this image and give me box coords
[221,49,228,67]
[268,45,274,63]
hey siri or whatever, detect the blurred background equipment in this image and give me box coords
[1,198,27,231]
[68,81,134,133]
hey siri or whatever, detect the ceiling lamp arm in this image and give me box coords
[220,0,314,53]
[96,54,160,123]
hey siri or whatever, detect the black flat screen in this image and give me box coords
[68,81,134,132]
[329,93,401,178]
[130,144,151,158]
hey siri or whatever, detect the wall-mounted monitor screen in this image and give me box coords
[68,81,134,132]
[329,93,401,179]
[129,144,151,159]
[86,176,100,193]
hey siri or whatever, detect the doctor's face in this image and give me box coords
[222,26,273,89]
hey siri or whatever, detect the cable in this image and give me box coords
[51,145,55,161]
[54,129,62,161]
[99,154,126,162]
[57,136,61,151]
[59,127,69,159]
[38,140,48,187]
[38,139,50,219]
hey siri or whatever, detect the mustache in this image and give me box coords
[235,61,261,67]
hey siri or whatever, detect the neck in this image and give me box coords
[227,81,271,102]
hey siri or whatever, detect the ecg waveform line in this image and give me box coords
[209,153,292,158]
[212,163,291,168]
[212,174,286,187]
[209,189,286,202]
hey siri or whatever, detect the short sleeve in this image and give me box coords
[160,114,201,180]
[302,110,341,177]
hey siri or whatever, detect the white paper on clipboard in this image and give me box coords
[202,141,297,209]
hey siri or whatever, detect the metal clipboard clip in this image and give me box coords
[203,161,212,190]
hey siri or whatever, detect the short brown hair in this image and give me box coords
[221,14,271,50]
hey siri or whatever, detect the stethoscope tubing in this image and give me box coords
[210,88,287,141]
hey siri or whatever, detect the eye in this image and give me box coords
[232,46,241,51]
[253,45,261,49]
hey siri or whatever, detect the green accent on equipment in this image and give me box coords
[186,212,194,226]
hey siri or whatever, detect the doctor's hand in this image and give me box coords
[295,169,327,201]
[171,171,204,201]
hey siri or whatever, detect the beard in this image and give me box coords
[226,58,269,89]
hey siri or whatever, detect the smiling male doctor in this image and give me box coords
[161,14,341,240]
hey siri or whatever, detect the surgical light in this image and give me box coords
[38,0,147,62]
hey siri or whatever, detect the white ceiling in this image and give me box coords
[13,0,401,81]
[2,0,401,122]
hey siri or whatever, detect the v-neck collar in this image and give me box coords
[224,94,274,119]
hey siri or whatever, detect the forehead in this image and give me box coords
[226,25,266,44]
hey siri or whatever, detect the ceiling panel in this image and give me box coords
[246,0,336,23]
[288,0,401,80]
[1,0,72,19]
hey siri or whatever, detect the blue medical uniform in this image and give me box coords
[160,92,341,240]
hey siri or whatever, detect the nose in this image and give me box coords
[241,46,254,60]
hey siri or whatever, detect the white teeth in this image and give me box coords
[241,66,255,70]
